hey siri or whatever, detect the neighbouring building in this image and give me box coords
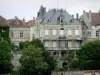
[80,10,100,42]
[8,16,36,46]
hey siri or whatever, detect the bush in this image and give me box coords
[80,60,100,70]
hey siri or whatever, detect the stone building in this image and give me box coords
[80,10,100,42]
[8,16,36,46]
[34,6,83,67]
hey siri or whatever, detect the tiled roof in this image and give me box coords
[91,13,100,25]
[0,16,8,27]
[7,19,27,27]
[26,20,36,26]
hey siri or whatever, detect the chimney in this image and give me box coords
[72,15,74,18]
[33,17,35,20]
[83,10,85,15]
[15,16,18,20]
[98,10,100,13]
[89,10,91,17]
[76,13,79,20]
[23,18,25,22]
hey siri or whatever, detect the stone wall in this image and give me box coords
[52,70,100,75]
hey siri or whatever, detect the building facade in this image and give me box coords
[8,17,36,46]
[34,6,83,67]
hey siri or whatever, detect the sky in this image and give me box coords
[0,0,100,21]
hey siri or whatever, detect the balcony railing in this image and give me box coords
[59,35,66,39]
[45,47,80,50]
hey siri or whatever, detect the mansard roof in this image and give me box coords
[37,7,81,25]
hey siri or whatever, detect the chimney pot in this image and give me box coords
[76,13,79,20]
[33,17,35,20]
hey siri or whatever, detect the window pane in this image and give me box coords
[60,30,64,36]
[44,41,49,47]
[45,30,49,36]
[53,41,57,47]
[68,30,72,35]
[60,41,65,47]
[53,30,57,35]
[68,41,72,47]
[75,30,79,35]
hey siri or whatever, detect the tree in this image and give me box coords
[0,40,13,74]
[19,46,48,75]
[78,40,100,60]
[63,51,74,70]
[19,39,56,75]
[78,40,100,70]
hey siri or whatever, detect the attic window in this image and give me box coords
[60,17,64,24]
[48,19,49,22]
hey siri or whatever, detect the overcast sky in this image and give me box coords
[0,0,100,21]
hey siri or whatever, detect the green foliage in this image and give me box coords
[0,27,11,44]
[0,40,13,74]
[63,51,74,70]
[79,60,100,70]
[19,41,31,50]
[19,46,48,75]
[70,60,80,70]
[19,39,56,75]
[77,40,100,70]
[78,40,100,60]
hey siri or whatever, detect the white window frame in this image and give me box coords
[75,30,79,36]
[20,32,23,37]
[45,30,49,36]
[60,30,64,36]
[68,30,72,36]
[44,41,49,47]
[53,41,57,47]
[53,30,57,36]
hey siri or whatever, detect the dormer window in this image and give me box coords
[48,19,49,22]
[60,17,63,24]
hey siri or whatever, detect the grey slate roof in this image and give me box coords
[37,6,81,25]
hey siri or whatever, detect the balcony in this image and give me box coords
[45,47,80,51]
[59,35,66,39]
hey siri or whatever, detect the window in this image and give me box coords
[53,30,57,36]
[60,28,64,36]
[75,30,79,35]
[11,32,14,37]
[53,41,57,47]
[75,41,81,47]
[96,31,99,36]
[88,31,91,36]
[68,41,72,48]
[20,32,23,37]
[60,17,63,24]
[45,30,49,36]
[44,41,49,47]
[60,40,65,47]
[68,30,72,36]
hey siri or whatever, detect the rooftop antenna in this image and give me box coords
[57,0,58,10]
[65,4,66,11]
